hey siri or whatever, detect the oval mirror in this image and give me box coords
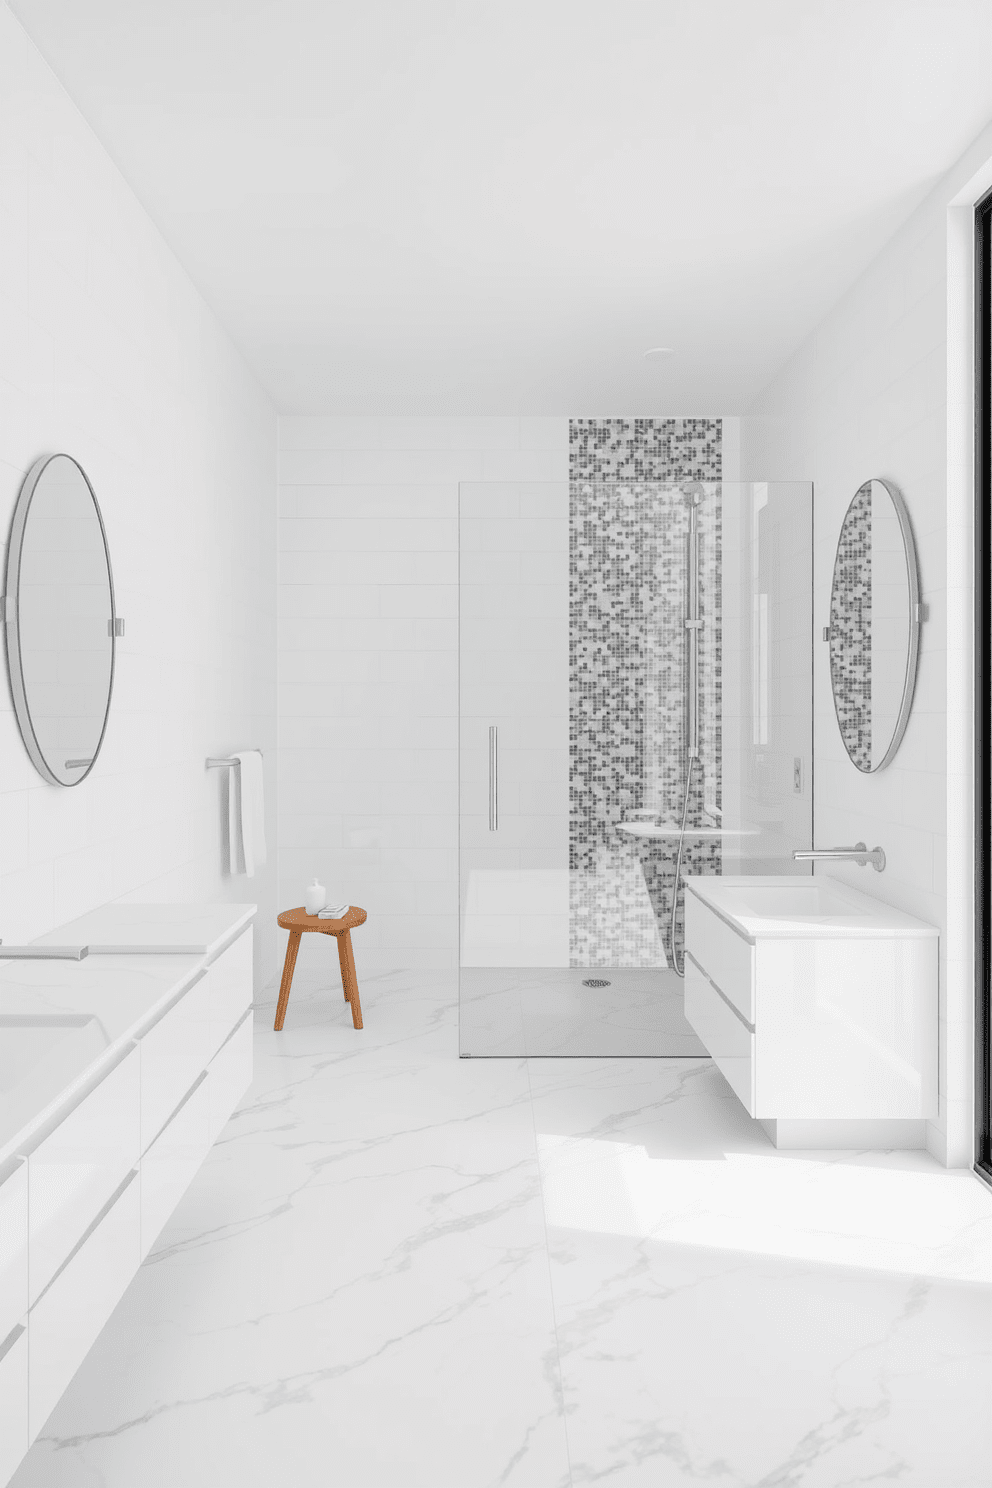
[2,454,117,786]
[828,477,922,773]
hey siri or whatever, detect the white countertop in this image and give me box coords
[0,902,256,1167]
[30,902,257,957]
[683,874,939,942]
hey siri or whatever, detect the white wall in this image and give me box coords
[277,417,567,973]
[0,9,279,985]
[742,119,992,1167]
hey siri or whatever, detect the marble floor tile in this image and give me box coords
[11,979,992,1488]
[13,972,570,1488]
[528,1058,992,1487]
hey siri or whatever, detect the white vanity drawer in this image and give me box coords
[684,955,755,1115]
[138,930,253,1153]
[0,1322,28,1484]
[0,1157,28,1343]
[29,1169,141,1438]
[206,930,253,1055]
[26,1045,141,1306]
[140,1071,212,1259]
[139,970,215,1151]
[685,892,754,1023]
[208,1010,253,1144]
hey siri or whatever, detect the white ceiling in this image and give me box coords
[11,0,992,414]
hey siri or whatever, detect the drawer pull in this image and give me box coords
[0,1322,25,1366]
[32,1169,138,1307]
[146,1071,209,1152]
[684,953,755,1032]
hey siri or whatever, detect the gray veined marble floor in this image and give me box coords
[12,970,992,1488]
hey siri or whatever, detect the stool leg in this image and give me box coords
[337,929,363,1030]
[274,930,302,1031]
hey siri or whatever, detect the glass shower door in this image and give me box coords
[459,480,570,1053]
[459,480,814,1058]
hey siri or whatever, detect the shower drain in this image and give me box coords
[582,978,612,988]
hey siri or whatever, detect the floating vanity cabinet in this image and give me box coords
[683,876,938,1137]
[0,1157,28,1485]
[0,905,256,1486]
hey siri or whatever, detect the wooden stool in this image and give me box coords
[274,905,367,1031]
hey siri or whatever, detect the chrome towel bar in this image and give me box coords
[206,750,264,769]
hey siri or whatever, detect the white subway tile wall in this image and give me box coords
[0,10,278,984]
[277,418,569,972]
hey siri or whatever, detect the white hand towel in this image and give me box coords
[229,751,266,877]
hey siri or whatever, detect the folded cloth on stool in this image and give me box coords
[317,903,349,919]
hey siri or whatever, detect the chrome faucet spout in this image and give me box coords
[792,842,886,872]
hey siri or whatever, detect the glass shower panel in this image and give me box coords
[459,481,813,1058]
[720,483,815,875]
[459,481,570,971]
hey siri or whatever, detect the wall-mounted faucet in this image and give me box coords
[792,842,886,872]
[0,940,89,960]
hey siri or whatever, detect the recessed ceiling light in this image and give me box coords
[643,346,675,360]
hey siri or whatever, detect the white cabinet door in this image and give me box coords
[138,972,214,1151]
[205,931,253,1057]
[140,1073,212,1259]
[139,929,253,1153]
[29,1170,141,1438]
[684,956,755,1114]
[684,894,755,1022]
[753,937,939,1119]
[27,1046,140,1305]
[208,1011,253,1143]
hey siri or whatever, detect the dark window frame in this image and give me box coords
[976,189,992,1186]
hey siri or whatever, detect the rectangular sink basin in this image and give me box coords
[0,1015,110,1099]
[682,875,939,940]
[715,885,870,920]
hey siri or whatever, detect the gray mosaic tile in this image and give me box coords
[569,420,722,967]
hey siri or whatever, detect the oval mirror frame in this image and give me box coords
[828,476,922,774]
[2,453,117,787]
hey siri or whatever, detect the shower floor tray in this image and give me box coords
[458,966,708,1058]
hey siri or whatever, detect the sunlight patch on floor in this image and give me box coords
[538,1133,992,1283]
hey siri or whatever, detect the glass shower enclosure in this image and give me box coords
[459,479,814,1057]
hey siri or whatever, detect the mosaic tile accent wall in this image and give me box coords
[829,481,872,771]
[569,419,722,967]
